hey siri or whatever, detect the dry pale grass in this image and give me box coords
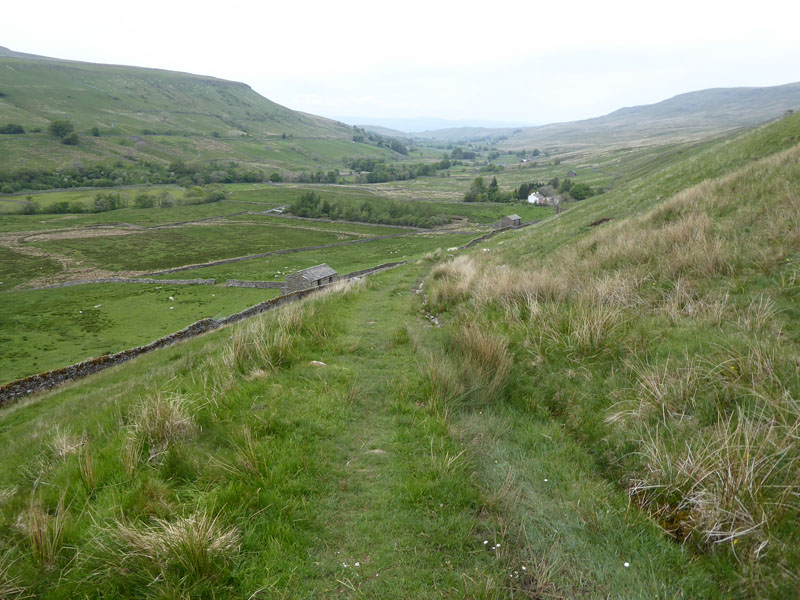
[453,323,513,403]
[427,254,478,310]
[127,393,195,465]
[102,511,240,579]
[0,487,17,505]
[737,295,779,333]
[49,427,83,458]
[536,302,625,355]
[0,552,28,599]
[631,413,798,547]
[423,247,442,261]
[607,358,706,426]
[26,496,67,568]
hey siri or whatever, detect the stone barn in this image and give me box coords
[284,264,338,293]
[494,214,522,229]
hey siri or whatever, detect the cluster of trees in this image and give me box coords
[287,191,449,228]
[0,124,25,134]
[0,159,276,194]
[346,157,451,184]
[49,120,79,145]
[511,177,599,202]
[463,177,512,203]
[295,170,339,184]
[16,185,225,216]
[449,147,476,160]
[351,127,408,154]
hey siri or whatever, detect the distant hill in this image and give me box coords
[504,82,800,149]
[0,48,394,175]
[359,124,410,138]
[336,116,534,134]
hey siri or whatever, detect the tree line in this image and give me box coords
[16,185,227,216]
[287,191,450,228]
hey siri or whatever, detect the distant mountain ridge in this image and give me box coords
[355,83,800,146]
[504,82,800,148]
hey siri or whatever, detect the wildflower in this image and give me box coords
[355,562,360,567]
[483,540,488,545]
[623,561,630,568]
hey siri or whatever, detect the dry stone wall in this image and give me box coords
[33,278,216,290]
[0,262,408,406]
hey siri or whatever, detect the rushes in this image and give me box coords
[125,392,195,468]
[452,323,512,403]
[631,414,797,547]
[0,552,27,599]
[223,298,339,374]
[99,511,239,584]
[27,495,67,568]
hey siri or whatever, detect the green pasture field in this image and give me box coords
[0,185,186,213]
[27,222,360,272]
[0,283,277,383]
[0,199,257,232]
[225,183,380,204]
[0,247,62,289]
[155,232,478,282]
[224,213,415,235]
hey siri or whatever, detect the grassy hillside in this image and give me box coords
[0,100,798,598]
[0,52,398,177]
[0,54,346,138]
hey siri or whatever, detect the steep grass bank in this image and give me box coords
[422,140,800,596]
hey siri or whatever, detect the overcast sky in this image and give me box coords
[3,0,799,126]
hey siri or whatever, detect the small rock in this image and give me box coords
[309,360,326,367]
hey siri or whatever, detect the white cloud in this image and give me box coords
[2,0,799,123]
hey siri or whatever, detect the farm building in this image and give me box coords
[284,264,338,293]
[527,192,550,206]
[495,214,522,229]
[566,170,577,177]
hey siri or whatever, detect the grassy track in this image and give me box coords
[0,266,713,597]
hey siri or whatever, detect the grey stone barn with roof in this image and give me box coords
[283,264,338,293]
[495,214,522,229]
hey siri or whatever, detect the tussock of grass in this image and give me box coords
[631,413,798,547]
[423,247,442,261]
[25,496,67,568]
[0,552,27,599]
[93,510,239,593]
[49,428,83,459]
[222,281,360,375]
[126,393,195,466]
